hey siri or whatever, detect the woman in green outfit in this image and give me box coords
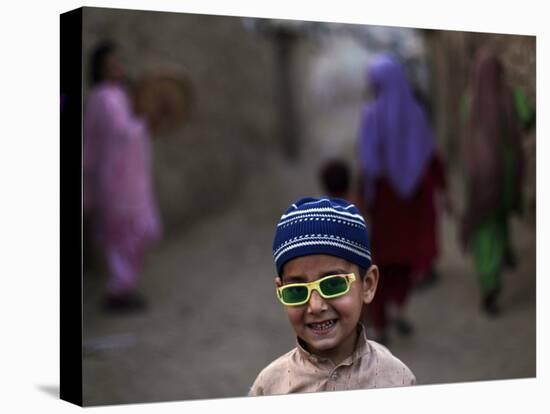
[460,48,533,316]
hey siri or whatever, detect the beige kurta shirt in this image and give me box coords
[249,325,415,396]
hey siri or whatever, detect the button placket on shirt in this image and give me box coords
[326,366,344,391]
[327,354,356,388]
[306,354,334,389]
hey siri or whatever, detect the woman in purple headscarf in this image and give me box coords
[84,41,162,312]
[358,53,448,343]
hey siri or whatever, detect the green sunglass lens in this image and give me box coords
[320,277,348,296]
[282,286,308,304]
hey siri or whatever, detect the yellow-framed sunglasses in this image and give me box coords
[276,273,356,306]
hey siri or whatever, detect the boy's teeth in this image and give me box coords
[310,320,335,329]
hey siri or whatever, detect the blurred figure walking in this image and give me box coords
[460,48,525,316]
[318,158,364,209]
[83,40,162,313]
[357,53,449,343]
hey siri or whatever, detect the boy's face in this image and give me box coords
[276,254,378,363]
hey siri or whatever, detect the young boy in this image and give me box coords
[249,197,415,396]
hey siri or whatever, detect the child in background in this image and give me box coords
[318,159,364,211]
[249,197,415,396]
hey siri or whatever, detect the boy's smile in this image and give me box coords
[277,254,378,364]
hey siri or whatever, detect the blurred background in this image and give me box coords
[79,6,536,406]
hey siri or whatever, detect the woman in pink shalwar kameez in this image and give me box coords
[84,41,162,312]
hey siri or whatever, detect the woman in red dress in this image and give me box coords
[357,53,449,343]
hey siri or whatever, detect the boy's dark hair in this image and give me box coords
[320,159,350,196]
[90,40,117,85]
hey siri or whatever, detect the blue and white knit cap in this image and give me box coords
[273,197,372,275]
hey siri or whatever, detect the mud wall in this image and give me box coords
[83,7,281,235]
